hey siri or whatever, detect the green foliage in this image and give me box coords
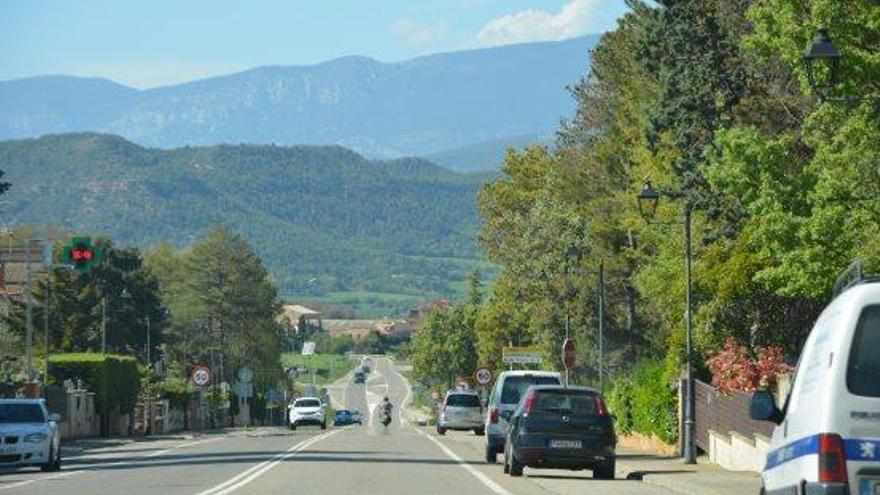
[411,290,480,389]
[0,134,489,303]
[606,359,678,444]
[47,353,140,416]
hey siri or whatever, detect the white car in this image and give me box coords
[288,397,326,431]
[751,267,880,495]
[0,399,61,471]
[437,390,484,436]
[484,370,561,463]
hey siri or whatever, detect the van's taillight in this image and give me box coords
[594,395,609,416]
[490,408,500,424]
[818,433,848,484]
[523,390,537,414]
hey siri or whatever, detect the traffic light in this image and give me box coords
[63,237,102,275]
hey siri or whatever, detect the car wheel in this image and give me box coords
[321,422,327,430]
[291,423,297,431]
[41,445,57,472]
[509,452,524,477]
[437,426,446,435]
[474,427,485,436]
[593,459,615,480]
[485,444,497,464]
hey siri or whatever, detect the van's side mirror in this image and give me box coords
[750,390,783,424]
[48,413,61,423]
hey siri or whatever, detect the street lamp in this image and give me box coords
[803,28,841,99]
[636,181,696,465]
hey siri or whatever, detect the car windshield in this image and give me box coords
[530,390,600,415]
[446,394,480,407]
[848,305,880,397]
[0,403,45,423]
[501,376,560,404]
[295,399,321,408]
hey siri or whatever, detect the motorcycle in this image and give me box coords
[380,409,392,427]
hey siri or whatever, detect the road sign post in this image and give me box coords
[562,339,576,386]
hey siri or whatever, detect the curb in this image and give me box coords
[616,458,760,495]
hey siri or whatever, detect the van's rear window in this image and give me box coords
[848,305,880,398]
[500,376,560,404]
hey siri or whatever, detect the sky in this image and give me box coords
[1,0,629,89]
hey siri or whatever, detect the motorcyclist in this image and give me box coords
[382,396,393,414]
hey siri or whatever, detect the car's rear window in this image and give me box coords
[295,399,321,408]
[532,390,599,415]
[501,376,559,404]
[446,394,480,407]
[0,403,45,423]
[848,305,880,397]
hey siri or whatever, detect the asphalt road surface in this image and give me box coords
[0,358,679,495]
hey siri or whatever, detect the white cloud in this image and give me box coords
[391,19,448,47]
[475,0,602,47]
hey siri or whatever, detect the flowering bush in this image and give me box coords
[707,338,792,395]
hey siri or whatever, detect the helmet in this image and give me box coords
[383,396,389,402]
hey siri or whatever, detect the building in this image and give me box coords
[277,304,321,334]
[0,243,48,301]
[406,299,453,331]
[322,319,414,340]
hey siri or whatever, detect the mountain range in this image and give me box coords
[0,35,598,172]
[0,133,492,314]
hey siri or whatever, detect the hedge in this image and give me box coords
[47,353,140,417]
[606,358,678,445]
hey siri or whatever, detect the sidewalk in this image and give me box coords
[616,449,762,495]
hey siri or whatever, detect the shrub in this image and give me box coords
[48,353,140,417]
[606,359,678,445]
[706,338,792,395]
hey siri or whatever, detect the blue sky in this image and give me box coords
[1,0,629,89]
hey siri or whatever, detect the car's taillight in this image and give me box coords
[523,390,537,414]
[818,433,848,484]
[594,395,609,416]
[490,408,500,424]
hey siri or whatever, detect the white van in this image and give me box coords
[484,370,561,463]
[751,271,880,495]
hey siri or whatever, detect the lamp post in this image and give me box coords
[803,27,878,104]
[121,287,154,435]
[637,181,696,465]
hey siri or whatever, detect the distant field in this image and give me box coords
[281,353,357,387]
[288,291,426,318]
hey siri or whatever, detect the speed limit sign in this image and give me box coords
[475,366,493,386]
[191,366,212,387]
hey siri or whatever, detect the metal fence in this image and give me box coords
[693,379,774,452]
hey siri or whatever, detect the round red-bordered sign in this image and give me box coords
[474,366,493,386]
[191,366,212,387]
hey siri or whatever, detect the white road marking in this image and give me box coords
[418,429,514,495]
[195,429,341,495]
[0,436,221,491]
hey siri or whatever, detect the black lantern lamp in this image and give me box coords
[803,28,841,97]
[637,181,661,221]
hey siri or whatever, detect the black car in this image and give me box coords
[503,385,616,479]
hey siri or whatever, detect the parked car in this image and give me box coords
[0,399,62,472]
[503,385,616,479]
[484,370,562,463]
[437,390,484,436]
[288,397,327,430]
[350,410,363,425]
[750,268,880,495]
[334,410,352,426]
[354,371,366,384]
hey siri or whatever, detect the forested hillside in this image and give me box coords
[0,133,489,307]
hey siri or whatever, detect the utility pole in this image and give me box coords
[101,297,106,354]
[598,261,604,393]
[683,204,696,464]
[44,277,49,385]
[25,239,33,381]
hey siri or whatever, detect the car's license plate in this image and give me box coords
[549,439,581,449]
[859,478,880,495]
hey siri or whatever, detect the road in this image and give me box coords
[0,358,679,495]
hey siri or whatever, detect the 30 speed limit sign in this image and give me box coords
[191,366,212,387]
[474,366,493,386]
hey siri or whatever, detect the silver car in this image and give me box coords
[437,390,484,436]
[0,399,62,471]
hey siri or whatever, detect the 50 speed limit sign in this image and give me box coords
[474,366,493,386]
[191,366,212,387]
